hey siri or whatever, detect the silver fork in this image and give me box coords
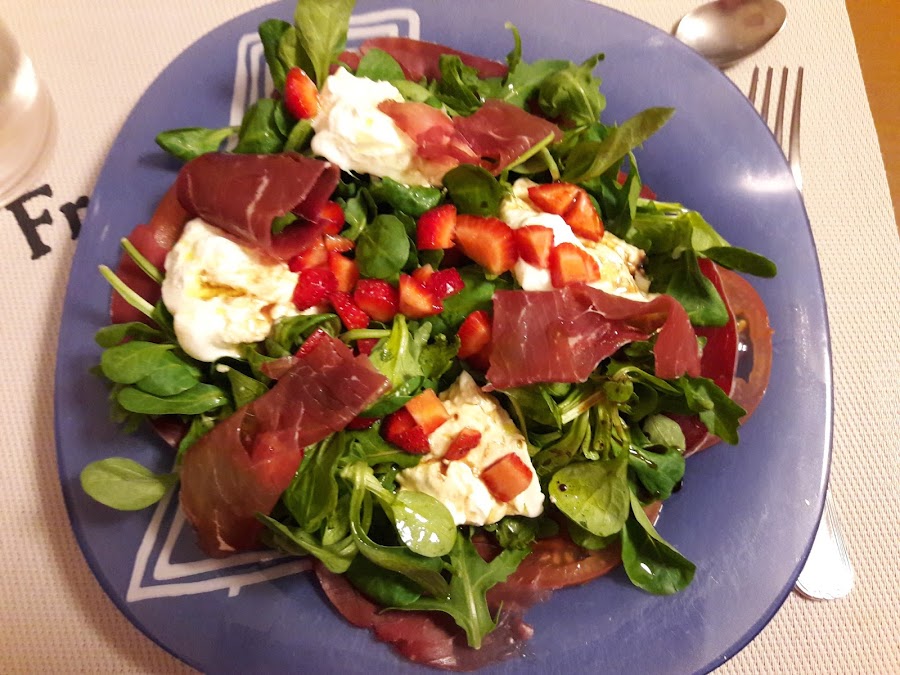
[748,66,854,601]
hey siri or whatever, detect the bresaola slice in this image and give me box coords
[180,334,389,557]
[175,151,340,260]
[359,37,509,82]
[487,284,701,389]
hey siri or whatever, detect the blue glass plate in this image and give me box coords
[55,0,831,672]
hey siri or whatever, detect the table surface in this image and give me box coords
[0,1,898,673]
[845,0,900,227]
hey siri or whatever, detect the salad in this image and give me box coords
[80,0,776,668]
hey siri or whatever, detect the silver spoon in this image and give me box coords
[674,0,787,69]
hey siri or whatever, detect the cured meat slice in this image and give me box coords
[180,334,389,557]
[110,184,189,324]
[453,100,563,174]
[488,284,700,389]
[359,37,508,82]
[175,152,340,261]
[315,564,532,670]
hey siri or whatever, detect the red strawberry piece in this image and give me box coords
[292,267,338,310]
[284,67,319,120]
[456,310,492,359]
[427,268,464,299]
[353,279,399,322]
[317,201,346,235]
[288,236,328,272]
[404,389,450,435]
[513,225,554,268]
[455,214,516,275]
[444,428,482,461]
[549,242,601,288]
[562,190,604,241]
[480,452,533,502]
[527,182,580,215]
[356,338,380,356]
[328,252,359,293]
[411,264,435,285]
[398,274,443,319]
[329,290,370,330]
[324,234,354,253]
[416,204,456,250]
[616,170,656,200]
[383,408,430,454]
[295,327,331,358]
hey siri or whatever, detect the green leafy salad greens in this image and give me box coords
[81,0,776,651]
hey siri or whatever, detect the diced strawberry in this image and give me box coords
[398,274,443,319]
[329,291,370,330]
[295,327,331,358]
[288,236,328,271]
[444,428,482,461]
[324,234,354,253]
[404,389,450,435]
[328,252,359,293]
[427,268,464,299]
[527,182,580,215]
[353,279,399,322]
[480,453,533,502]
[457,310,492,359]
[356,338,380,356]
[284,67,319,120]
[411,264,435,285]
[455,215,516,275]
[513,225,554,268]
[292,267,338,309]
[549,242,601,288]
[317,201,345,235]
[346,416,377,430]
[563,190,604,241]
[383,408,430,454]
[417,204,456,250]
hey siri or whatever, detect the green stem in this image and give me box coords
[504,131,557,172]
[120,238,163,284]
[340,328,391,343]
[98,265,155,319]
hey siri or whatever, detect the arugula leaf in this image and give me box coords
[435,55,486,115]
[293,0,355,86]
[155,126,235,162]
[344,555,422,607]
[355,214,410,281]
[702,246,778,278]
[537,53,606,127]
[356,48,406,81]
[370,177,442,218]
[258,514,356,573]
[621,491,695,595]
[403,532,529,648]
[234,98,285,154]
[116,383,228,415]
[284,436,346,533]
[665,250,729,326]
[425,266,511,334]
[345,426,422,469]
[562,107,674,183]
[80,458,177,511]
[549,456,630,537]
[258,19,293,90]
[676,376,746,444]
[442,165,505,217]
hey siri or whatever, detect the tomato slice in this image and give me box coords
[716,266,773,419]
[489,503,663,593]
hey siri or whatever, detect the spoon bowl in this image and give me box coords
[675,0,787,68]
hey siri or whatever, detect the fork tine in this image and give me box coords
[773,67,788,149]
[789,66,804,191]
[749,66,760,106]
[760,67,774,123]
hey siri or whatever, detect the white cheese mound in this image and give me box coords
[397,372,544,526]
[160,218,300,362]
[499,177,652,299]
[311,68,441,186]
